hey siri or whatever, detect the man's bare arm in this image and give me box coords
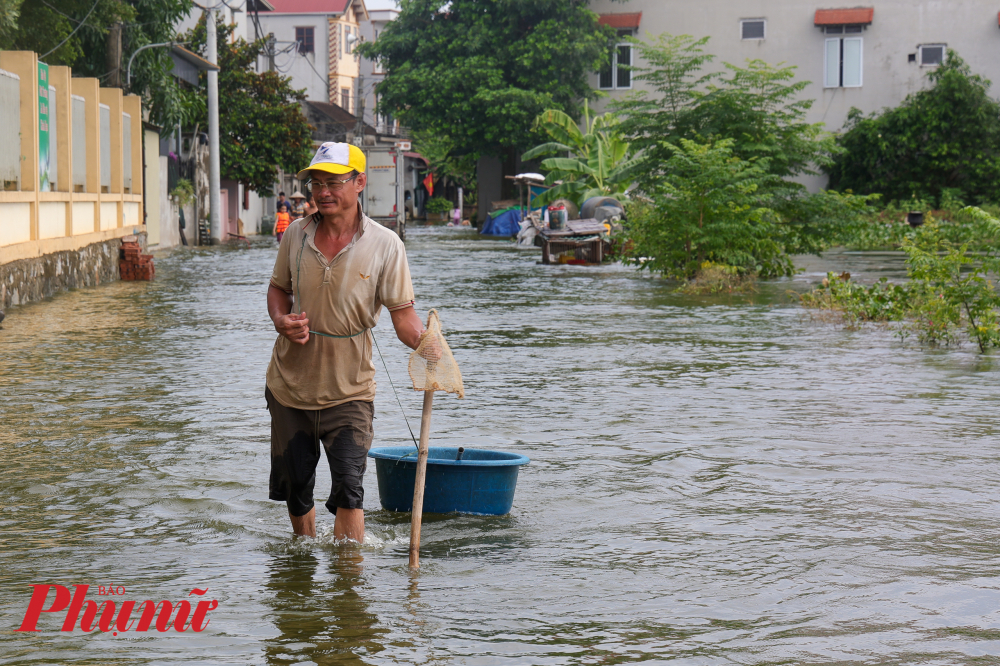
[268,283,310,344]
[389,306,424,350]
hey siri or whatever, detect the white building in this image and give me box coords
[358,6,403,136]
[258,0,368,108]
[587,1,1000,144]
[161,2,275,245]
[478,1,1000,214]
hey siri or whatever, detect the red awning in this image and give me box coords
[599,12,642,29]
[404,152,427,163]
[814,7,874,25]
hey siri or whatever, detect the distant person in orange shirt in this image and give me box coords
[274,203,291,242]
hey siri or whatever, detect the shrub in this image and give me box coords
[800,273,912,326]
[800,208,1000,351]
[827,51,1000,207]
[831,198,1000,251]
[170,178,195,207]
[675,262,757,295]
[425,197,453,214]
[625,138,792,279]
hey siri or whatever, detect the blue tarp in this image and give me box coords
[480,208,522,236]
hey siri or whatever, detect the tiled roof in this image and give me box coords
[267,0,348,14]
[304,101,376,134]
[598,12,642,29]
[814,7,874,25]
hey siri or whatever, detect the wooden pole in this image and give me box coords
[409,390,434,568]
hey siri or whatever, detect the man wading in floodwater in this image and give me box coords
[266,142,428,541]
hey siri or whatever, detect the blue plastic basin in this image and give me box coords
[368,446,530,516]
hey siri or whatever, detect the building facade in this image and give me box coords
[259,0,368,109]
[358,7,403,136]
[587,0,1000,143]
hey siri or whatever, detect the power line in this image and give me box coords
[301,51,330,88]
[40,0,101,58]
[40,0,90,26]
[273,44,330,88]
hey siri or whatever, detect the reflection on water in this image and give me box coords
[1,230,999,664]
[264,546,385,665]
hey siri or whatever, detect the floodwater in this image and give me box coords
[2,229,999,664]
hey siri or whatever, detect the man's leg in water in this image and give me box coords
[322,400,374,543]
[290,507,316,537]
[334,508,364,541]
[267,387,322,537]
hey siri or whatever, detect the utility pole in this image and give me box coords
[354,74,364,143]
[267,34,276,72]
[206,8,223,244]
[106,22,123,88]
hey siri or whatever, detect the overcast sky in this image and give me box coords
[366,0,399,10]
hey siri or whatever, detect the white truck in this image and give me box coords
[362,146,406,239]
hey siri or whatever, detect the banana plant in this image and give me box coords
[521,100,639,208]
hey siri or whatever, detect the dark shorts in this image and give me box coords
[265,387,374,517]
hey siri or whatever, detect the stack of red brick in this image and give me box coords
[120,239,155,281]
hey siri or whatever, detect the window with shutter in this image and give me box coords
[295,27,314,54]
[741,20,765,40]
[824,34,863,88]
[598,30,633,90]
[920,45,945,66]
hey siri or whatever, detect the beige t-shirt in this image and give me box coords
[266,209,415,410]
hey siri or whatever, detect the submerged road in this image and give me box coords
[2,229,999,664]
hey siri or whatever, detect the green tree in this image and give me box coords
[0,0,23,46]
[614,34,836,187]
[357,0,613,160]
[611,34,713,153]
[521,101,638,207]
[827,51,1000,206]
[412,130,477,193]
[180,16,312,195]
[615,33,872,260]
[626,138,793,279]
[6,0,194,128]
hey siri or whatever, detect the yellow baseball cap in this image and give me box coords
[296,142,366,179]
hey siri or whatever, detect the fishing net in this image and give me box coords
[409,309,464,398]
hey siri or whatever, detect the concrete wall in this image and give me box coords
[244,190,265,235]
[144,127,162,247]
[0,233,145,310]
[0,50,146,308]
[587,0,1000,136]
[155,154,183,249]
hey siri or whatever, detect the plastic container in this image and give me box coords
[368,446,530,516]
[548,204,567,230]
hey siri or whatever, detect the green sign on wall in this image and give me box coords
[38,62,50,192]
